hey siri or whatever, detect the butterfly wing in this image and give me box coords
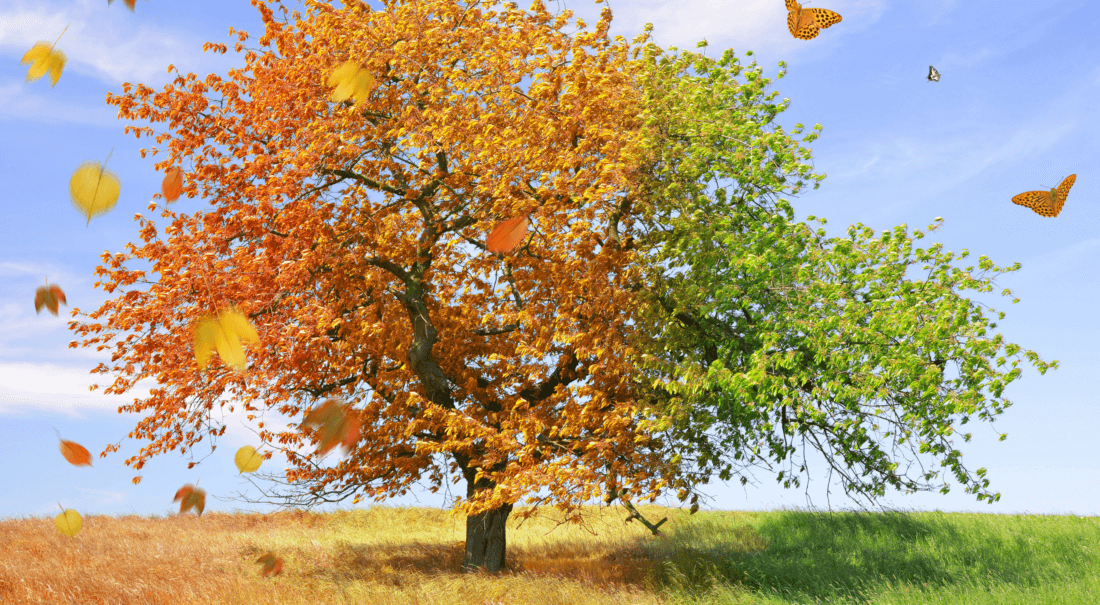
[927,66,940,82]
[786,0,802,37]
[1011,190,1055,217]
[807,7,842,30]
[1054,174,1076,216]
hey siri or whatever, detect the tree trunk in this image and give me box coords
[458,451,514,573]
[463,501,513,572]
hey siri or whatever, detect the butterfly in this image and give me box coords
[1011,174,1076,217]
[786,0,843,40]
[927,65,941,82]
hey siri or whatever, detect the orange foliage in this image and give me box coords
[75,0,677,531]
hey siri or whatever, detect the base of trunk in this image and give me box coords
[463,502,513,572]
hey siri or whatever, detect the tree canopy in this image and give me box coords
[72,0,697,572]
[624,44,1060,511]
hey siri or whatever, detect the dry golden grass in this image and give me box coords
[0,504,765,605]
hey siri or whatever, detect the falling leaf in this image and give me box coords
[486,214,530,254]
[21,25,69,87]
[55,504,82,537]
[162,166,183,202]
[34,281,67,316]
[21,43,67,87]
[235,445,263,474]
[70,152,121,226]
[192,306,260,372]
[302,398,360,457]
[55,428,92,467]
[173,483,206,515]
[108,0,137,11]
[255,552,284,576]
[326,60,375,109]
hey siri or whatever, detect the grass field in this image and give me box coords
[0,502,1096,604]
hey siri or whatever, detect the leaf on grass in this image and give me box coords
[302,398,361,457]
[486,214,530,254]
[192,306,260,372]
[162,166,183,202]
[55,506,82,537]
[70,160,121,226]
[55,428,92,466]
[21,42,66,86]
[234,445,263,474]
[326,60,375,108]
[255,552,284,577]
[173,484,206,515]
[35,283,67,316]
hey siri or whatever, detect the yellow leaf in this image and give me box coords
[327,61,374,108]
[235,445,263,473]
[70,161,120,226]
[192,315,218,371]
[55,507,82,537]
[21,42,66,87]
[192,306,259,372]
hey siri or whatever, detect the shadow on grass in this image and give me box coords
[634,506,1085,603]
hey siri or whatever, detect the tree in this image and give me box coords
[622,43,1060,512]
[72,0,681,572]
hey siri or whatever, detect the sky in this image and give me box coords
[1,0,1097,525]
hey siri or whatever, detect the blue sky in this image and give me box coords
[1,0,1097,524]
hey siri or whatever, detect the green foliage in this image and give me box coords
[626,44,1058,510]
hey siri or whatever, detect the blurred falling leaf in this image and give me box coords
[234,445,263,474]
[70,150,121,226]
[326,60,374,108]
[108,0,137,11]
[55,428,92,467]
[55,504,82,537]
[34,281,67,316]
[162,166,183,202]
[302,398,361,457]
[487,214,530,254]
[193,306,260,372]
[173,483,206,515]
[255,552,284,577]
[21,25,69,87]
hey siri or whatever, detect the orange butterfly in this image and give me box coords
[1011,174,1076,217]
[786,0,842,40]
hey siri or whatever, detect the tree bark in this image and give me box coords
[458,450,513,572]
[463,500,513,573]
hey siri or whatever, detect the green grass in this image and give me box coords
[650,505,1100,604]
[1,503,1096,604]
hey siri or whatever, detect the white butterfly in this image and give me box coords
[927,65,941,82]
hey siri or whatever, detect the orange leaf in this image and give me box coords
[108,0,137,12]
[486,214,530,254]
[256,552,284,576]
[162,166,183,202]
[55,428,92,467]
[302,398,360,457]
[34,282,67,316]
[173,483,207,515]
